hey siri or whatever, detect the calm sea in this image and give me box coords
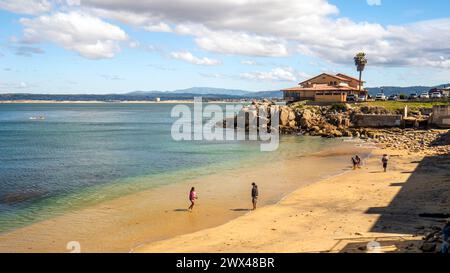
[0,103,347,233]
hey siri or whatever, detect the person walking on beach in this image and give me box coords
[188,187,197,211]
[381,154,389,172]
[251,183,259,210]
[352,155,362,170]
[355,155,362,168]
[351,156,358,170]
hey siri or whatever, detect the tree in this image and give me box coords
[354,52,368,92]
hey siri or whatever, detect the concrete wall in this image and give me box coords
[431,105,450,128]
[314,92,347,103]
[353,114,402,128]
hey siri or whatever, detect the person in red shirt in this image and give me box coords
[188,187,198,211]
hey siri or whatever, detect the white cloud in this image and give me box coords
[1,0,448,68]
[367,0,382,6]
[19,11,128,59]
[170,51,221,66]
[73,0,450,68]
[174,24,288,57]
[88,8,172,33]
[241,60,258,65]
[241,67,309,82]
[0,0,52,15]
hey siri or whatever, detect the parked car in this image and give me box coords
[409,93,418,100]
[431,92,442,99]
[358,95,367,102]
[388,94,399,101]
[375,93,387,101]
[346,94,358,102]
[419,92,430,99]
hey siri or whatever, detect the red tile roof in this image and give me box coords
[282,84,360,92]
[299,73,351,85]
[336,73,365,83]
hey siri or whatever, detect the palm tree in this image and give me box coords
[354,52,367,92]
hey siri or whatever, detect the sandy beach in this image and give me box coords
[0,140,371,253]
[0,134,448,253]
[135,147,450,253]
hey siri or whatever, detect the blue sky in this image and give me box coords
[0,0,449,94]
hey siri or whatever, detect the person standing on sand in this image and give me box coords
[251,183,258,210]
[352,155,362,170]
[351,156,358,170]
[188,187,197,211]
[382,154,389,172]
[355,155,362,168]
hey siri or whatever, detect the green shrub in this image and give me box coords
[329,103,348,112]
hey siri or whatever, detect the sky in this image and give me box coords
[0,0,449,94]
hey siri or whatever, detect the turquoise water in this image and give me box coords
[0,103,343,233]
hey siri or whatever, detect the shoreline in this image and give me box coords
[0,139,371,253]
[134,146,449,253]
[0,100,250,104]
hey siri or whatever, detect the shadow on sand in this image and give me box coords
[230,208,252,212]
[173,209,189,212]
[339,130,450,252]
[367,131,449,234]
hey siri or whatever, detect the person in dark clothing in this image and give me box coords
[441,220,450,253]
[382,154,389,172]
[352,155,362,170]
[355,155,362,168]
[251,183,258,210]
[351,156,358,170]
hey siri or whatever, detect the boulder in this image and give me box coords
[342,130,353,137]
[288,111,296,121]
[420,242,437,252]
[331,129,343,137]
[288,120,296,128]
[311,126,321,133]
[280,108,290,126]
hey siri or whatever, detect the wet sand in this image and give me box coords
[0,141,371,252]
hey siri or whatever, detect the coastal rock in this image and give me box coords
[288,111,296,121]
[280,107,291,126]
[420,242,437,252]
[331,129,343,137]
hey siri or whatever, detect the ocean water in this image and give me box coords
[0,103,348,233]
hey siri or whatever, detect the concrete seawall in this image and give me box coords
[431,105,450,128]
[354,114,403,128]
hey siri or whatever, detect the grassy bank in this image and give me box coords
[362,101,450,111]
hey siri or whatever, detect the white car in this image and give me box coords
[375,93,387,101]
[431,92,442,99]
[419,92,430,99]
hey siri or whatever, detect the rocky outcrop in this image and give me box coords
[222,100,449,154]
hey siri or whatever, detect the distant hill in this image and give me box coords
[126,87,281,98]
[367,84,450,96]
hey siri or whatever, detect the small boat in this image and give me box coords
[29,116,45,120]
